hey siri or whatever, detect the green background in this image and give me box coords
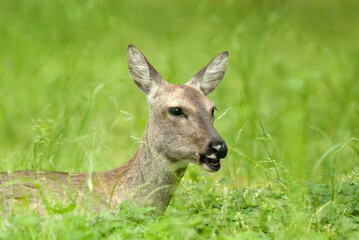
[1,0,359,239]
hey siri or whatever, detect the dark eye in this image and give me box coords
[169,107,184,117]
[211,107,217,117]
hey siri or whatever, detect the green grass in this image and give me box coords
[1,0,359,239]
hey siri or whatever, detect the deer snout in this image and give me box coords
[199,138,227,172]
[209,138,227,159]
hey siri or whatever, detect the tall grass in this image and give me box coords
[1,0,359,238]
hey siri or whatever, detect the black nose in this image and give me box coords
[209,138,228,159]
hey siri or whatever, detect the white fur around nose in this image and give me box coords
[201,162,217,172]
[206,153,217,159]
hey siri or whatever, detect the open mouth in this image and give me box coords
[200,154,221,171]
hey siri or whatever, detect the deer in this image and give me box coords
[0,44,229,215]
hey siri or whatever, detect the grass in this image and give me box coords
[1,0,359,239]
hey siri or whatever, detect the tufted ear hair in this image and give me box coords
[127,44,167,95]
[186,51,228,95]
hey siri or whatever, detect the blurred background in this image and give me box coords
[1,0,358,186]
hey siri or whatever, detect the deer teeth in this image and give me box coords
[209,161,220,166]
[206,155,220,167]
[200,154,221,171]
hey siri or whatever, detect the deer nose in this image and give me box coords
[210,139,228,159]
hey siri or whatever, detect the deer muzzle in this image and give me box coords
[200,137,227,172]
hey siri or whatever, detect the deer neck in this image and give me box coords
[111,123,188,213]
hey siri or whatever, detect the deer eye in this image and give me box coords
[211,107,217,117]
[169,107,185,117]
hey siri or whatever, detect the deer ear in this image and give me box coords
[186,51,228,95]
[127,44,166,95]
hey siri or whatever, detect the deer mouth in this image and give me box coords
[200,154,221,172]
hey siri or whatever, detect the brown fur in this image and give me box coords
[0,45,228,214]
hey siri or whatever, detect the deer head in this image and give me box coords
[127,44,228,172]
